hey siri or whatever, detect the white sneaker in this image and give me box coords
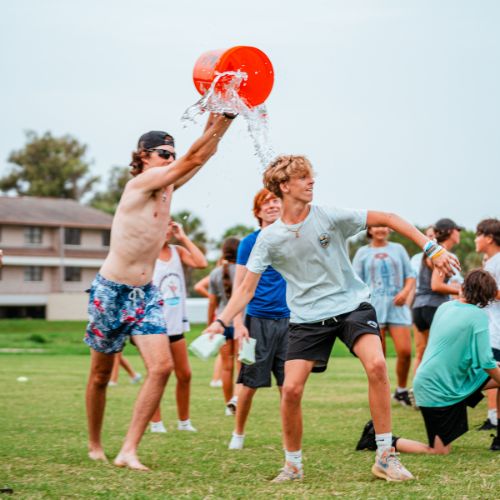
[107,381,118,387]
[225,407,234,416]
[226,396,237,415]
[177,420,197,432]
[130,373,142,384]
[209,379,223,388]
[150,421,167,433]
[228,433,245,450]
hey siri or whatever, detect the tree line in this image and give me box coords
[0,131,483,295]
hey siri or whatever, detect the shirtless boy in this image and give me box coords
[84,113,234,470]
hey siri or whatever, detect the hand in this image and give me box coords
[432,251,461,278]
[234,323,250,341]
[171,222,186,241]
[393,291,407,306]
[203,321,224,339]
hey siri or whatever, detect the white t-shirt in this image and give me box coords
[152,246,190,335]
[246,204,369,323]
[485,252,500,350]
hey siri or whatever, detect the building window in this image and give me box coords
[64,228,81,245]
[24,266,43,282]
[102,230,111,247]
[64,266,82,282]
[24,227,43,245]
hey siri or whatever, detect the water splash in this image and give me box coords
[181,71,276,169]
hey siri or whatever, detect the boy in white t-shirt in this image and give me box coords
[204,155,459,483]
[475,218,500,447]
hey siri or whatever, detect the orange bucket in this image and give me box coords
[193,46,274,108]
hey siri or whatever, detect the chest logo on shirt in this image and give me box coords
[319,233,330,248]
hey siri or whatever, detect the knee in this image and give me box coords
[282,382,304,405]
[365,357,388,382]
[430,446,450,455]
[149,361,173,382]
[90,369,112,388]
[398,349,412,361]
[176,368,192,384]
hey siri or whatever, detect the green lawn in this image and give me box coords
[0,321,498,498]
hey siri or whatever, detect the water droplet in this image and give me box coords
[180,71,276,169]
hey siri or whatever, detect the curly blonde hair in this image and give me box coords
[263,155,314,198]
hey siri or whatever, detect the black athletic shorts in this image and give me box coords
[493,347,500,362]
[286,302,381,373]
[237,316,289,388]
[224,326,234,340]
[168,333,185,344]
[412,306,438,332]
[420,379,489,447]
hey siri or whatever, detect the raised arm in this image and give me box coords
[131,113,234,193]
[204,271,261,335]
[367,211,460,277]
[172,223,207,269]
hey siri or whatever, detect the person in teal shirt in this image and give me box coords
[356,269,500,454]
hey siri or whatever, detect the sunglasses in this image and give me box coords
[148,149,176,160]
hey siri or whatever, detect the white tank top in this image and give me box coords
[152,245,190,335]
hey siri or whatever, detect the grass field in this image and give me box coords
[0,321,498,498]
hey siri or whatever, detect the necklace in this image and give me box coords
[285,219,306,238]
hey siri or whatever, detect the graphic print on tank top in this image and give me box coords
[158,272,183,306]
[369,252,401,297]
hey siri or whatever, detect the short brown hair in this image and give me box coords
[476,218,500,246]
[462,269,498,308]
[263,155,314,198]
[252,188,278,226]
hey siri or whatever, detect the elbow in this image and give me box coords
[196,258,208,269]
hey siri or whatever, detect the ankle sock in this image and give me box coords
[396,387,407,394]
[488,409,498,426]
[178,419,191,428]
[285,449,302,468]
[375,432,393,453]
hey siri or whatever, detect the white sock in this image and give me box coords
[232,432,244,442]
[375,432,393,453]
[488,409,498,426]
[285,449,302,468]
[178,419,191,428]
[396,387,407,394]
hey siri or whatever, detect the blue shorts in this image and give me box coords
[84,274,167,354]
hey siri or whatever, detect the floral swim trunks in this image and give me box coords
[84,274,167,354]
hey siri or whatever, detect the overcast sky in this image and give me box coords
[1,1,499,239]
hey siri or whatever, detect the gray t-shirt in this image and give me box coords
[246,205,369,323]
[209,263,236,324]
[412,258,450,309]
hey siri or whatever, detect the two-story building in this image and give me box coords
[0,196,113,319]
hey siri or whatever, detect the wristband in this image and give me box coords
[215,318,227,329]
[423,240,444,259]
[223,112,237,120]
[430,248,446,260]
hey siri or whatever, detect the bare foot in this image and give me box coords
[88,449,108,462]
[114,452,150,471]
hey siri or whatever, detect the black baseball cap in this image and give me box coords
[137,131,175,149]
[434,218,464,232]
